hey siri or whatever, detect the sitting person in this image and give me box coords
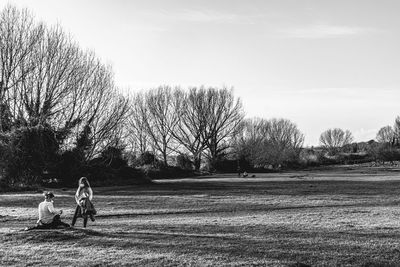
[25,191,70,230]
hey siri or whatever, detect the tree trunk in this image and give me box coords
[162,151,168,166]
[193,154,201,171]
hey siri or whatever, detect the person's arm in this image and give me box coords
[37,205,41,224]
[47,202,61,215]
[88,188,93,201]
[75,188,80,205]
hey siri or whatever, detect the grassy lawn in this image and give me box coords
[2,166,400,266]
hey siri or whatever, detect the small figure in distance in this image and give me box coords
[25,191,70,230]
[237,165,241,178]
[242,171,248,178]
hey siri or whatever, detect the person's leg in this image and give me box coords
[71,205,80,226]
[25,224,48,230]
[53,215,61,221]
[25,222,51,230]
[25,215,67,230]
[52,215,70,228]
[48,215,61,228]
[83,215,88,228]
[89,214,95,222]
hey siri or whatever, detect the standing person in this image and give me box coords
[25,191,70,230]
[71,177,96,228]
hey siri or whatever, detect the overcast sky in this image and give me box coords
[2,0,400,146]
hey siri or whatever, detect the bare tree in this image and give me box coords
[0,5,44,131]
[233,118,267,162]
[201,87,244,169]
[127,94,150,155]
[171,87,208,170]
[266,119,304,148]
[0,5,130,163]
[86,92,130,159]
[376,126,394,144]
[15,30,123,161]
[319,128,354,155]
[235,118,304,167]
[392,116,400,145]
[263,119,304,166]
[14,25,80,127]
[137,86,181,166]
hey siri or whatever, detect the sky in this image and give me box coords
[1,0,400,146]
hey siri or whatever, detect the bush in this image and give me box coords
[136,151,156,166]
[81,165,150,186]
[54,161,150,187]
[176,154,193,170]
[377,146,400,163]
[45,146,150,187]
[208,156,252,173]
[1,126,59,186]
[102,146,128,169]
[55,150,83,186]
[299,149,320,166]
[139,165,197,179]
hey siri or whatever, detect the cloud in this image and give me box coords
[176,9,239,23]
[279,24,376,39]
[155,8,259,25]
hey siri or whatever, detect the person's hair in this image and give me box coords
[78,177,91,188]
[43,191,54,199]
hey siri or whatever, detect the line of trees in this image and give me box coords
[0,6,129,155]
[127,86,244,171]
[0,5,130,186]
[371,117,400,163]
[0,5,249,186]
[233,118,305,168]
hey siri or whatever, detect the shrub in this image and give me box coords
[55,150,85,186]
[1,126,59,186]
[137,164,198,179]
[377,146,400,163]
[97,146,128,169]
[55,162,150,187]
[176,154,193,170]
[208,156,252,173]
[137,151,156,166]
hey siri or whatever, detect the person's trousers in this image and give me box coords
[29,215,70,230]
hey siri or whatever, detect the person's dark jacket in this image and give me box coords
[77,198,97,217]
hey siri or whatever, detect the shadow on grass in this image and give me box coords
[3,225,400,266]
[96,180,400,197]
[2,227,109,243]
[94,199,400,219]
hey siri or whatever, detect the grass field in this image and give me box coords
[2,166,400,266]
